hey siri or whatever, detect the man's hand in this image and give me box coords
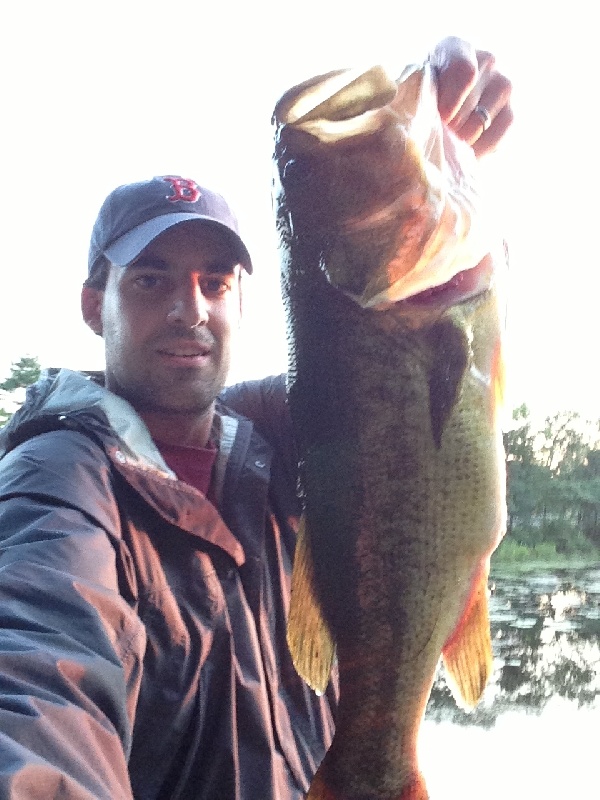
[431,36,513,158]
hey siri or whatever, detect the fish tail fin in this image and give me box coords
[287,514,336,694]
[307,762,429,800]
[305,763,336,800]
[398,775,429,800]
[442,567,493,709]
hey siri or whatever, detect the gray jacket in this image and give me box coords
[0,369,337,799]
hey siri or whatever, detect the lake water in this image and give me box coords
[420,564,600,798]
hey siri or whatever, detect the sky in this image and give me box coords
[1,1,598,425]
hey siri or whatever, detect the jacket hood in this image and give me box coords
[0,368,173,477]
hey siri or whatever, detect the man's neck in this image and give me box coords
[140,406,216,449]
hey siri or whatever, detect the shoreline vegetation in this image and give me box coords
[500,403,600,570]
[492,536,600,571]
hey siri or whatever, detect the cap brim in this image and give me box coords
[104,213,253,273]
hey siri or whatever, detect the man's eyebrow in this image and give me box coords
[128,255,169,271]
[127,255,241,274]
[202,259,241,275]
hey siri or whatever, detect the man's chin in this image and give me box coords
[138,395,217,416]
[116,386,216,416]
[107,367,228,417]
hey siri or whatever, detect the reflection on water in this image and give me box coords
[421,565,600,798]
[426,565,600,724]
[420,700,599,799]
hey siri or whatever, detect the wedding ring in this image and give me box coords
[474,104,492,133]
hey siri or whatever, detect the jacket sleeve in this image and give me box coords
[0,429,146,799]
[220,374,296,456]
[220,374,301,497]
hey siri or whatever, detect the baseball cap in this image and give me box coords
[88,175,253,276]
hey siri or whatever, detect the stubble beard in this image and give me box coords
[106,355,230,419]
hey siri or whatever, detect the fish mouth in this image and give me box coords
[273,66,398,142]
[400,256,494,309]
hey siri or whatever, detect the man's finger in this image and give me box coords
[430,36,479,123]
[450,71,513,144]
[472,104,514,158]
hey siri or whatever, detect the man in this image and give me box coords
[0,39,511,800]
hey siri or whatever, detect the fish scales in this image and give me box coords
[274,62,506,800]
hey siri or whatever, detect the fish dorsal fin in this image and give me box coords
[287,515,336,694]
[441,568,493,709]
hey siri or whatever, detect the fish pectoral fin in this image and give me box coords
[287,515,336,695]
[426,317,470,449]
[441,570,493,710]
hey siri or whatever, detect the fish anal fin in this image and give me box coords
[287,515,335,694]
[441,569,493,710]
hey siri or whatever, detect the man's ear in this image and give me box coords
[238,270,244,323]
[81,286,104,336]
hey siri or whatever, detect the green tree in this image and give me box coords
[503,403,536,466]
[0,356,41,426]
[506,460,553,541]
[504,405,551,539]
[538,411,588,476]
[502,405,600,556]
[566,448,600,547]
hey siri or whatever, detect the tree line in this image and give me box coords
[1,358,599,560]
[503,404,600,559]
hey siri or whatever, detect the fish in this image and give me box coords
[272,61,507,800]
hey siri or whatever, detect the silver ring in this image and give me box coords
[474,104,492,133]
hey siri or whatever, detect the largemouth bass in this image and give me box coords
[273,62,507,800]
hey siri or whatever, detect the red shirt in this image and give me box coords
[157,441,217,502]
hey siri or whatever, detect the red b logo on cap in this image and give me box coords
[162,176,201,203]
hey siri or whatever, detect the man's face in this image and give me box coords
[83,222,242,416]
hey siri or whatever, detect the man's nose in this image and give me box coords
[166,282,209,328]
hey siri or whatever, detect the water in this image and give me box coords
[420,564,600,798]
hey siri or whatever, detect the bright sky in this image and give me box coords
[1,1,597,424]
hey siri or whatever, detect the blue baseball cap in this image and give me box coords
[88,175,253,276]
